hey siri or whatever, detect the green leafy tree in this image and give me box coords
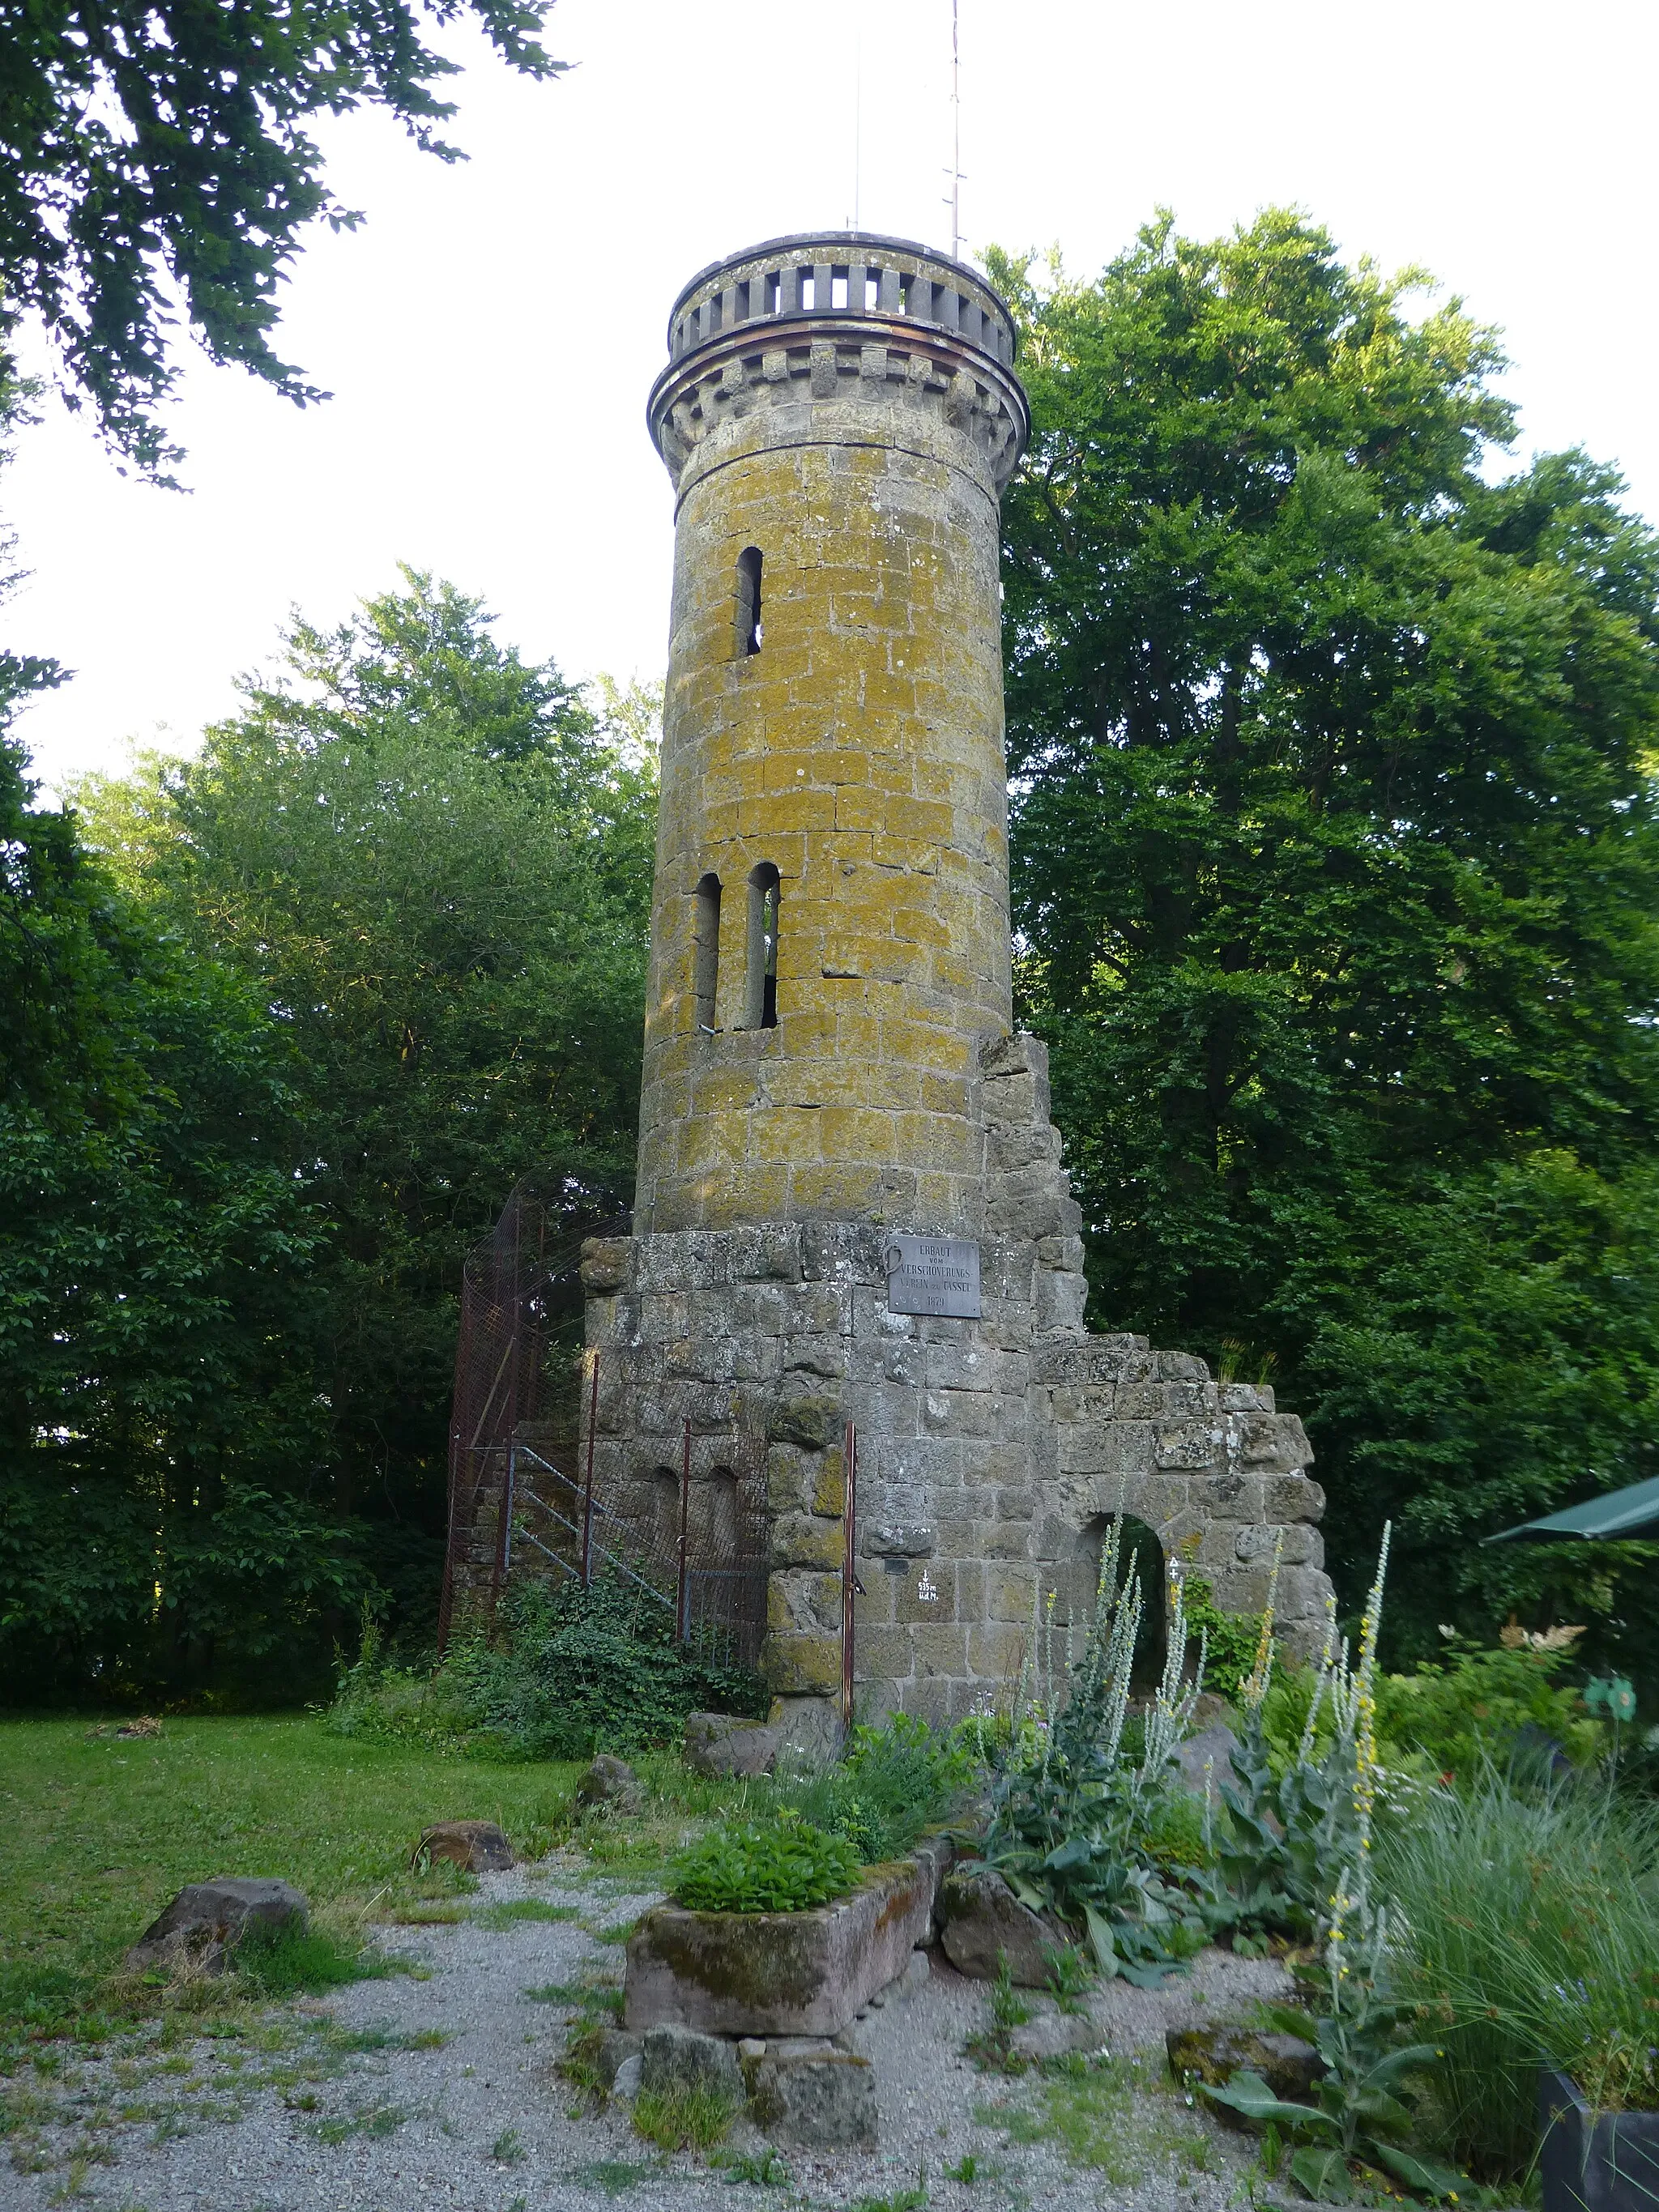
[75,569,656,1644]
[0,0,568,471]
[2,372,357,1696]
[993,212,1659,1664]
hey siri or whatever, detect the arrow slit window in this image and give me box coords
[736,546,763,656]
[693,873,721,1029]
[746,863,780,1029]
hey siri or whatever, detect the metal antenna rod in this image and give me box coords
[949,0,961,259]
[940,0,969,260]
[854,12,862,232]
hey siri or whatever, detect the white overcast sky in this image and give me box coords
[6,0,1657,794]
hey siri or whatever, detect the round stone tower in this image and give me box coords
[576,233,1334,1745]
[636,234,1030,1235]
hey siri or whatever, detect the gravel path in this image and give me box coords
[2,1858,1291,2212]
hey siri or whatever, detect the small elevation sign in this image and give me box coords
[881,1235,981,1319]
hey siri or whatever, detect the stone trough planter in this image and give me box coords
[624,1838,949,2039]
[1541,2069,1659,2212]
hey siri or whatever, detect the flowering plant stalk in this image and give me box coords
[1203,1527,1463,2202]
[985,1514,1209,1985]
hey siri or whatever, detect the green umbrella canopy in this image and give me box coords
[1486,1473,1659,1542]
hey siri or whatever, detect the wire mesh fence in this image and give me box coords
[437,1174,769,1674]
[437,1170,621,1648]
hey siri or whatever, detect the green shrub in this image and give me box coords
[779,1712,976,1861]
[326,1576,766,1760]
[325,1622,480,1750]
[1181,1574,1266,1703]
[671,1810,861,1913]
[456,1578,767,1758]
[1137,1784,1211,1875]
[1261,1635,1604,1784]
[1381,1771,1659,2177]
[1378,1640,1603,1779]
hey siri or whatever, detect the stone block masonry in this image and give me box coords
[568,233,1333,1731]
[582,1027,1330,1723]
[636,234,1028,1238]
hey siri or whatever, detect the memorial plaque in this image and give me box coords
[881,1235,981,1319]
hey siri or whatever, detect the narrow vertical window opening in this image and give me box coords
[746,863,781,1029]
[735,546,762,656]
[693,873,721,1031]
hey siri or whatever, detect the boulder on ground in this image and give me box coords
[683,1713,781,1779]
[748,2048,876,2148]
[575,1754,645,1814]
[639,2022,744,2102]
[1176,1720,1243,1798]
[896,1948,931,2002]
[937,1865,1057,1986]
[612,2053,642,2100]
[413,1820,514,1873]
[595,2028,643,2091]
[1168,2022,1324,2103]
[1009,2001,1109,2064]
[126,1877,308,1975]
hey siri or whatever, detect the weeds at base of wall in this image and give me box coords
[631,2082,735,2153]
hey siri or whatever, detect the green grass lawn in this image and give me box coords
[0,1715,585,2036]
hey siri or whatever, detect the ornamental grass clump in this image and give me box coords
[671,1809,861,1914]
[1381,1769,1659,2180]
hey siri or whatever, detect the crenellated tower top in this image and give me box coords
[647,231,1029,498]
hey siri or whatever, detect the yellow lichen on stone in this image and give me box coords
[637,303,1024,1238]
[764,1632,846,1697]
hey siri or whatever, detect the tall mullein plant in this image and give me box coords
[1263,1582,1372,1926]
[1141,1558,1205,1799]
[1043,1512,1137,1779]
[987,1515,1209,1983]
[1211,1535,1304,1928]
[1009,1515,1205,1814]
[1322,1524,1389,2002]
[1205,1527,1462,2202]
[1214,1532,1393,1942]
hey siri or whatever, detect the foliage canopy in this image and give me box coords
[993,211,1659,1667]
[0,0,566,471]
[3,568,653,1701]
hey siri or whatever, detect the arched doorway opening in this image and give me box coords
[1057,1513,1169,1692]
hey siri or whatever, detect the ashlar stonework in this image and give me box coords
[579,232,1333,1733]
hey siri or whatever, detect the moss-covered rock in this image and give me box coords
[766,1393,838,1450]
[761,1630,842,1696]
[1166,2022,1324,2105]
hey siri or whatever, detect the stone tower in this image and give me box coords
[582,232,1333,1741]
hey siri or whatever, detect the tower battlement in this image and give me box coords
[648,232,1028,498]
[662,231,1018,373]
